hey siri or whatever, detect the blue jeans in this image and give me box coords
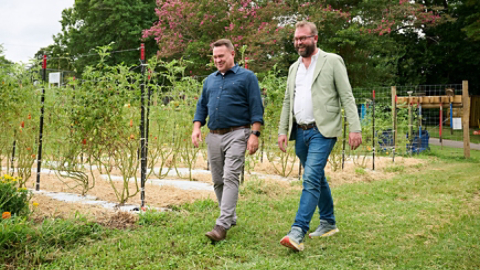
[292,126,337,234]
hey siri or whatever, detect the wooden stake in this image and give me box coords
[463,81,470,159]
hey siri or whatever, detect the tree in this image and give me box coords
[35,0,159,75]
[394,0,480,94]
[143,0,292,75]
[462,0,480,41]
[144,0,447,87]
[0,44,13,66]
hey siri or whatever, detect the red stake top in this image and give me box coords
[140,43,145,61]
[42,55,47,69]
[395,95,398,103]
[373,89,375,99]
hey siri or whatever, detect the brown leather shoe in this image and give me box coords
[205,225,227,242]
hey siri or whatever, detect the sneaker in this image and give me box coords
[309,220,339,238]
[280,226,305,251]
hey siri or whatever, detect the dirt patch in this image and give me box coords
[30,193,113,222]
[24,172,215,210]
[96,211,139,230]
[6,154,428,221]
[326,156,426,187]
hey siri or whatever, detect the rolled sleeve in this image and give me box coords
[193,83,208,126]
[247,73,264,125]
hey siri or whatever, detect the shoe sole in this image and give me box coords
[280,236,304,251]
[309,228,339,238]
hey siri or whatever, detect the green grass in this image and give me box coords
[426,126,480,144]
[423,145,480,162]
[2,150,480,269]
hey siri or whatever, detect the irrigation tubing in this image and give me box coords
[372,89,375,171]
[35,55,47,191]
[139,44,148,208]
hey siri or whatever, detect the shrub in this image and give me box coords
[0,174,31,218]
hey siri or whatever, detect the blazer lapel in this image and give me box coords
[289,59,301,94]
[311,49,327,87]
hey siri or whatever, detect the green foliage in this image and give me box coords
[143,0,292,75]
[462,0,480,41]
[354,167,366,175]
[395,0,480,95]
[0,215,105,266]
[0,175,30,217]
[384,164,405,173]
[138,209,173,226]
[3,155,480,269]
[35,0,159,74]
[142,0,445,85]
[0,63,42,187]
[0,44,13,65]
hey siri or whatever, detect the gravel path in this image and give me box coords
[429,138,480,150]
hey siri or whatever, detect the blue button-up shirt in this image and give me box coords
[193,64,264,130]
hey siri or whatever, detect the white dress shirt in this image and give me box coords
[294,50,319,125]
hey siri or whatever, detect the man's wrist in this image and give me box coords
[251,130,261,137]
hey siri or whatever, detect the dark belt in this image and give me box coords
[210,124,250,135]
[297,123,316,130]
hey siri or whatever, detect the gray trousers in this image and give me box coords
[206,128,249,230]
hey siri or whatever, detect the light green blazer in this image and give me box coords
[278,49,361,140]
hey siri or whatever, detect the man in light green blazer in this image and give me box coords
[278,21,362,252]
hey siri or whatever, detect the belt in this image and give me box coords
[297,123,316,130]
[210,124,250,135]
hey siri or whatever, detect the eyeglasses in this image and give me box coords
[293,35,315,43]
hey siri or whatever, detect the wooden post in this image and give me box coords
[391,86,396,124]
[391,86,397,152]
[407,91,413,153]
[440,103,443,148]
[462,81,470,159]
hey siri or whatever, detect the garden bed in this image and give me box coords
[2,154,427,222]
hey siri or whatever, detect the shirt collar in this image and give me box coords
[215,63,239,76]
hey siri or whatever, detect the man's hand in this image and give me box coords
[247,133,259,155]
[278,135,288,152]
[191,122,202,148]
[349,132,362,150]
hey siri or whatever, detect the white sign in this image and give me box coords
[452,117,462,130]
[49,72,61,84]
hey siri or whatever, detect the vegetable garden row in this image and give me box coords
[1,48,452,207]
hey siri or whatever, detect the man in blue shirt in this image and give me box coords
[192,39,264,242]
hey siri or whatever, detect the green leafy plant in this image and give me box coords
[0,174,30,217]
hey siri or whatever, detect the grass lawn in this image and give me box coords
[426,126,480,144]
[2,149,480,269]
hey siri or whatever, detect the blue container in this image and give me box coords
[378,129,394,150]
[406,130,429,153]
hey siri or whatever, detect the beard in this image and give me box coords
[295,42,315,57]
